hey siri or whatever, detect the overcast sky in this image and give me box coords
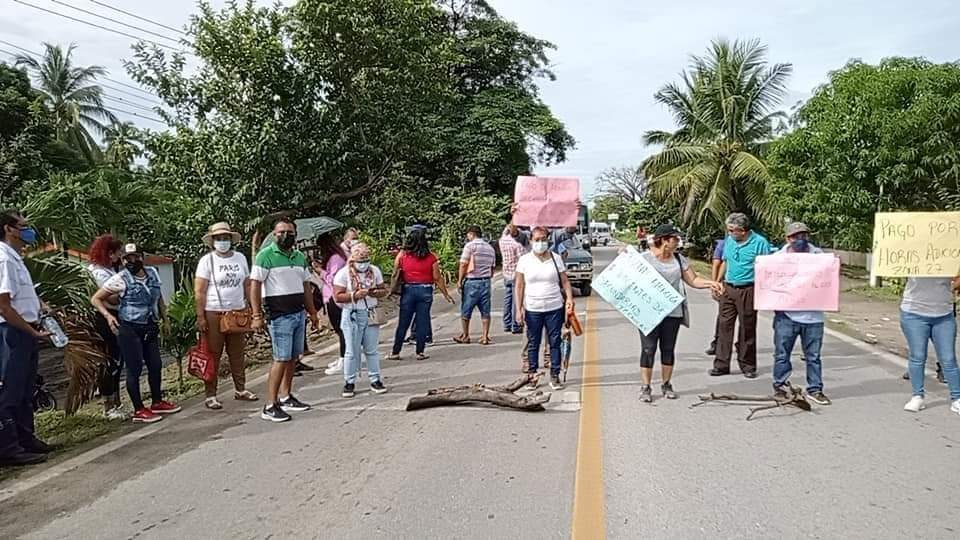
[2,0,958,197]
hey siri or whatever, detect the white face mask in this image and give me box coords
[213,240,232,253]
[355,262,371,273]
[532,241,549,254]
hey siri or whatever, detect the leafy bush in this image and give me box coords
[161,283,198,393]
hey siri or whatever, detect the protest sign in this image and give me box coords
[593,247,684,334]
[871,212,960,277]
[512,176,580,227]
[754,253,840,311]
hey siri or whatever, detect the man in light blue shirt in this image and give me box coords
[712,213,773,378]
[771,222,832,405]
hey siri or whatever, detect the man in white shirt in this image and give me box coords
[0,210,51,466]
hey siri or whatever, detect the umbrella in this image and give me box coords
[260,216,344,250]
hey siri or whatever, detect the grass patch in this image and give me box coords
[688,258,713,278]
[35,408,120,449]
[845,283,902,303]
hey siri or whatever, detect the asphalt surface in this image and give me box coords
[2,247,959,539]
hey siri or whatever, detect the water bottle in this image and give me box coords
[42,316,69,348]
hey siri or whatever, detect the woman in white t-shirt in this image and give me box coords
[515,226,575,391]
[194,222,257,409]
[333,242,389,399]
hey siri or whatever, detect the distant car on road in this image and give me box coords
[564,247,594,296]
[590,222,613,246]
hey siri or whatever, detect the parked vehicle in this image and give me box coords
[564,247,594,296]
[590,222,613,246]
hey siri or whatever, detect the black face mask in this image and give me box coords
[277,232,296,250]
[125,261,144,274]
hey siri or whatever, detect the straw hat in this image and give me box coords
[202,222,242,247]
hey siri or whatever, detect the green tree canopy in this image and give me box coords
[768,57,960,250]
[642,38,791,233]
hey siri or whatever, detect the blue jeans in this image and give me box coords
[0,324,39,456]
[342,307,382,385]
[900,310,960,400]
[772,312,824,393]
[118,322,164,410]
[393,284,434,355]
[525,308,564,376]
[461,278,491,320]
[503,279,521,332]
[267,310,306,362]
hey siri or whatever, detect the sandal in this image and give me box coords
[453,335,471,345]
[205,397,223,410]
[234,390,259,401]
[416,353,429,361]
[385,353,401,361]
[479,337,493,345]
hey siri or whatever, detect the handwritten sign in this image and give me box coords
[754,254,840,311]
[871,212,960,277]
[593,247,683,334]
[512,176,580,227]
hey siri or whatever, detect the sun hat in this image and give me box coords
[202,222,242,247]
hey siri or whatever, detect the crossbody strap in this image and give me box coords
[208,254,225,307]
[674,253,687,297]
[549,253,566,301]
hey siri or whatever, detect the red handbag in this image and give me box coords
[187,334,217,383]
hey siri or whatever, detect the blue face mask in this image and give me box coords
[790,237,809,251]
[18,227,37,245]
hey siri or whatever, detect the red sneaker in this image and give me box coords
[132,408,162,423]
[150,400,182,414]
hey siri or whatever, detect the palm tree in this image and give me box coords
[15,43,118,164]
[641,38,792,229]
[103,122,143,168]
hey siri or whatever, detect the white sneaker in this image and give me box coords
[105,407,127,421]
[327,358,342,369]
[324,358,343,375]
[904,395,926,412]
[951,399,960,416]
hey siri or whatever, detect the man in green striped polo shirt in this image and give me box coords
[251,218,320,423]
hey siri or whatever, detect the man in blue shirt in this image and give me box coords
[711,213,773,378]
[771,222,832,405]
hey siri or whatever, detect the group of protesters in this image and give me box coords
[631,211,960,416]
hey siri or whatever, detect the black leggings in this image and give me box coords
[640,317,683,368]
[117,322,163,410]
[326,298,346,358]
[94,311,123,398]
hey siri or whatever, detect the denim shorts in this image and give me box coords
[268,310,306,361]
[461,278,492,320]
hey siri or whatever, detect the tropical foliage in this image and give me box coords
[641,38,791,234]
[767,57,960,250]
[15,43,118,164]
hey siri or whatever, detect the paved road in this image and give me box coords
[2,247,958,539]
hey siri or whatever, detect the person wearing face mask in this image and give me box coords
[250,217,320,423]
[333,242,390,398]
[93,243,181,424]
[0,209,53,466]
[770,223,832,406]
[86,234,126,420]
[194,222,257,410]
[515,226,575,391]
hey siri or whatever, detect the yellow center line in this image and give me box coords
[571,295,605,539]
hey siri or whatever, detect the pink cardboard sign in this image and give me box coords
[512,176,580,227]
[754,253,840,311]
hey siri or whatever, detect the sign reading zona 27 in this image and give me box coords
[871,212,960,277]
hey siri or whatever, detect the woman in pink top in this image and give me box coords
[311,232,348,375]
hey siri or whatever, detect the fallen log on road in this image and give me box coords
[406,376,551,412]
[691,385,812,420]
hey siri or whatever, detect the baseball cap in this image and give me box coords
[653,224,682,238]
[122,243,142,256]
[785,222,810,236]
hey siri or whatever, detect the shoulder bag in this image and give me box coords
[209,254,254,334]
[674,253,691,328]
[549,253,583,336]
[390,251,405,297]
